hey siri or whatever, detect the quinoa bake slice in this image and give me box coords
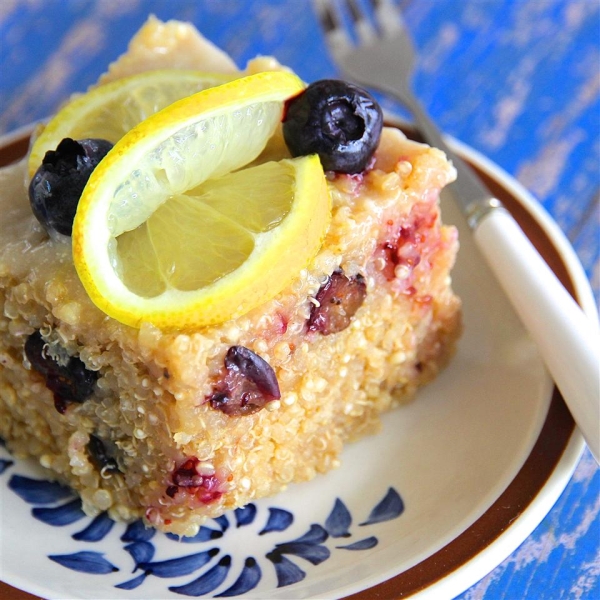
[0,19,461,537]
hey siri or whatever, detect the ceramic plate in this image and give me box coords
[0,125,595,600]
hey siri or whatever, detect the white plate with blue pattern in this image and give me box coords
[0,126,595,600]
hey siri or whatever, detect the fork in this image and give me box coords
[315,0,600,463]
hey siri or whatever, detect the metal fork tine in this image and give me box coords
[314,0,354,57]
[314,0,338,33]
[345,0,363,23]
[369,0,405,37]
[344,0,377,44]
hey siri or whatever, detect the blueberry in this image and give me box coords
[29,137,113,236]
[24,331,98,414]
[307,269,367,335]
[224,345,281,399]
[208,346,280,416]
[282,79,383,173]
[86,434,120,474]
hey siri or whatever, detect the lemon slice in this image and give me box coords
[73,71,331,331]
[28,69,236,177]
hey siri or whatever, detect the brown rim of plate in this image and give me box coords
[0,128,578,600]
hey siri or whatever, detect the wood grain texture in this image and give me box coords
[0,1,598,599]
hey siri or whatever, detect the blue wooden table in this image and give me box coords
[0,1,598,599]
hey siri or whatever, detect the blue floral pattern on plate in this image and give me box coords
[1,443,404,598]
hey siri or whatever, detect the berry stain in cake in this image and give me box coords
[166,457,223,504]
[376,207,438,287]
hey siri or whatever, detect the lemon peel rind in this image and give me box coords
[27,69,238,178]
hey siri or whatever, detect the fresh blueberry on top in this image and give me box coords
[29,137,113,236]
[282,79,383,173]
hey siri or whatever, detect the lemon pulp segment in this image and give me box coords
[116,160,295,297]
[104,98,286,236]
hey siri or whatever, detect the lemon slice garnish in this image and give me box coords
[72,71,331,331]
[28,70,237,178]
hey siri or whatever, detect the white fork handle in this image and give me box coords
[475,208,600,463]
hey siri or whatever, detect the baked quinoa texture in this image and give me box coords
[0,19,461,536]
